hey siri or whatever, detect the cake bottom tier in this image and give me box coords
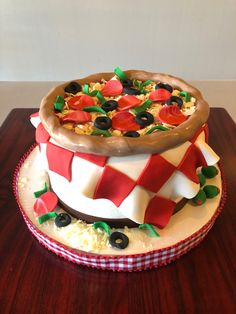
[13,145,226,271]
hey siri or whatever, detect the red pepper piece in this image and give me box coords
[112,111,140,131]
[158,105,187,125]
[149,88,172,102]
[62,111,91,124]
[101,80,123,96]
[118,95,142,111]
[33,191,58,216]
[67,95,94,110]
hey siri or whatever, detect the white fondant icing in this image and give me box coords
[160,141,192,166]
[157,170,199,200]
[195,139,220,165]
[49,169,125,219]
[30,116,41,128]
[118,185,153,223]
[38,143,49,170]
[107,154,150,181]
[71,156,103,198]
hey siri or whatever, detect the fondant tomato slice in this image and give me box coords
[112,111,140,131]
[118,95,142,111]
[67,95,94,110]
[62,111,91,124]
[33,191,58,216]
[149,88,172,102]
[101,80,123,96]
[158,105,187,125]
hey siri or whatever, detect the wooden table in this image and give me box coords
[0,108,235,314]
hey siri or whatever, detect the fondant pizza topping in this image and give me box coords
[53,67,197,137]
[155,82,173,93]
[145,125,169,134]
[94,116,112,130]
[101,100,118,112]
[149,88,172,102]
[101,79,123,96]
[62,111,92,124]
[201,165,218,178]
[55,213,72,227]
[111,111,141,131]
[192,168,220,205]
[118,95,142,111]
[166,96,183,108]
[123,130,140,137]
[135,111,154,127]
[109,231,129,249]
[33,191,58,216]
[203,185,220,198]
[38,212,58,224]
[64,81,82,94]
[158,105,187,125]
[83,106,107,115]
[34,182,48,198]
[192,189,207,205]
[68,94,95,110]
[139,224,160,237]
[123,86,141,95]
[179,91,191,102]
[93,221,111,235]
[91,130,112,137]
[54,95,65,111]
[197,173,206,187]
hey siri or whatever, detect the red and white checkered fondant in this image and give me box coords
[31,113,219,228]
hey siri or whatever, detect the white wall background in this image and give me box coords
[1,0,236,81]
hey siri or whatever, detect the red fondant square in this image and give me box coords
[137,154,176,193]
[74,152,108,167]
[93,165,136,207]
[46,142,74,182]
[190,124,209,143]
[30,111,39,118]
[177,144,207,183]
[144,195,176,229]
[36,123,50,144]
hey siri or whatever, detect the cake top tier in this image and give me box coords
[39,68,209,156]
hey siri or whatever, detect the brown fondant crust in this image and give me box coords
[58,197,188,228]
[39,70,209,156]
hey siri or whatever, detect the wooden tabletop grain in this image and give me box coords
[0,108,235,314]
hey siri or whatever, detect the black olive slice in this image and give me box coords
[55,213,71,227]
[135,111,154,127]
[109,232,129,249]
[64,81,82,94]
[155,82,173,93]
[101,100,118,112]
[123,131,140,137]
[94,116,112,130]
[166,96,183,108]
